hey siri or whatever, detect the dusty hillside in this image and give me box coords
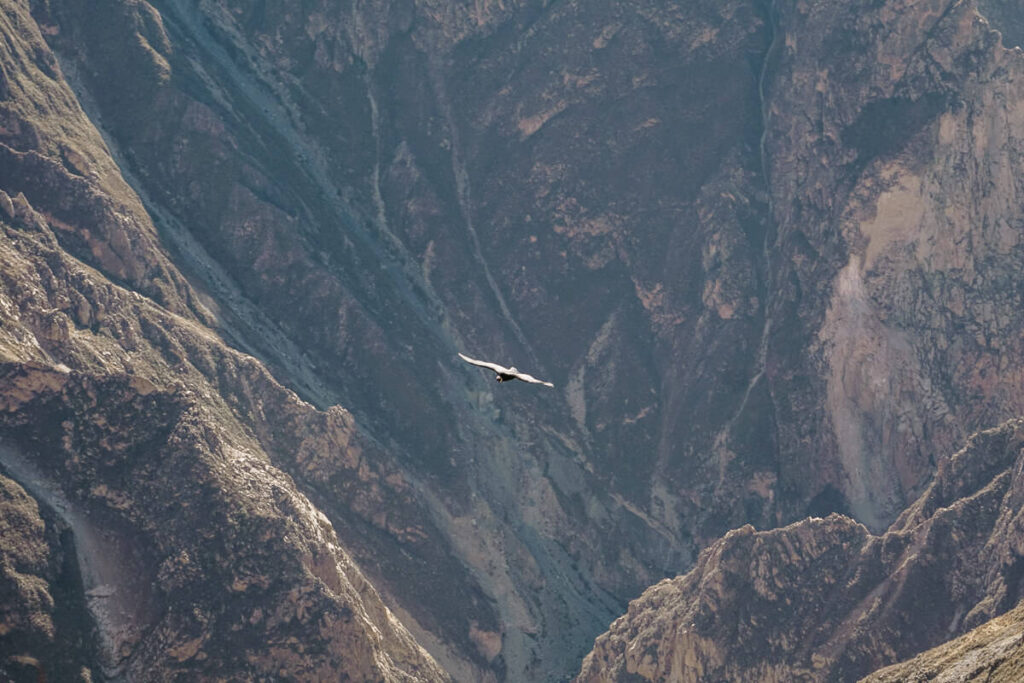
[862,601,1024,683]
[1,0,1024,680]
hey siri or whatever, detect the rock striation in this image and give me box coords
[577,419,1024,682]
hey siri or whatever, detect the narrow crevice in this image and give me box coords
[425,53,539,366]
[729,0,782,446]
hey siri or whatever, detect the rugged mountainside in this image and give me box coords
[577,419,1024,682]
[862,602,1024,682]
[761,0,1024,532]
[0,8,450,671]
[2,0,1024,680]
[577,0,1024,676]
[0,472,98,682]
[0,0,446,679]
[2,0,774,679]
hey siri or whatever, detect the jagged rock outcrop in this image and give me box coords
[577,419,1024,682]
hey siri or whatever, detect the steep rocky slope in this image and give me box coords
[4,0,777,679]
[863,601,1024,682]
[578,419,1024,682]
[0,472,98,682]
[0,151,445,679]
[0,0,446,678]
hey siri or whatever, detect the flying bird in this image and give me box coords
[458,352,554,388]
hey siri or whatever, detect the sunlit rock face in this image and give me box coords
[2,0,1024,679]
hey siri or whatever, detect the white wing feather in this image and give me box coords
[510,371,554,388]
[458,353,511,374]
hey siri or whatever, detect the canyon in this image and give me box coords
[1,0,1023,680]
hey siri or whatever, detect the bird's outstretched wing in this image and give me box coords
[510,371,554,388]
[458,352,511,374]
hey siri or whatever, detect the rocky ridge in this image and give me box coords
[0,0,447,678]
[577,418,1024,682]
[0,179,447,679]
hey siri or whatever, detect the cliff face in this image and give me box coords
[576,0,1024,676]
[761,0,1024,531]
[0,128,446,683]
[3,0,1024,680]
[577,419,1024,682]
[0,0,447,678]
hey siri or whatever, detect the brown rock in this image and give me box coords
[763,0,1024,532]
[577,419,1024,682]
[0,472,97,682]
[862,600,1024,682]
